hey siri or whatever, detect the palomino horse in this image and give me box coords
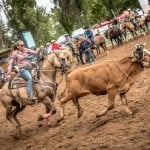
[57,44,150,121]
[122,21,138,39]
[0,51,72,138]
[94,34,109,55]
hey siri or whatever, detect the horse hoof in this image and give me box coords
[96,114,102,118]
[37,114,44,121]
[56,117,63,123]
[13,134,21,140]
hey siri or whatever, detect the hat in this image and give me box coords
[79,36,84,39]
[51,40,56,43]
[65,34,69,37]
[46,42,50,46]
[128,8,131,11]
[83,26,89,29]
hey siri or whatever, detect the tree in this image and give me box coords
[53,0,88,34]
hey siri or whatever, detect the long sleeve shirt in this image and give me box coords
[84,29,94,39]
[8,48,38,73]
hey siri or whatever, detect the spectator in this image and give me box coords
[64,34,75,55]
[79,36,95,63]
[51,40,61,51]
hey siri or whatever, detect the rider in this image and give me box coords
[127,8,138,30]
[83,26,95,48]
[7,40,41,101]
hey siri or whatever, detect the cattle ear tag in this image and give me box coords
[132,57,136,62]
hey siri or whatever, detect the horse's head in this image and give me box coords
[52,50,73,74]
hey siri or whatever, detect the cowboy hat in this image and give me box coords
[51,40,56,43]
[46,42,50,46]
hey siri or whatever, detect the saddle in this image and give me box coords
[9,63,39,89]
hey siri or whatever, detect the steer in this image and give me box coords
[58,43,150,121]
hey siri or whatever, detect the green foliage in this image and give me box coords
[1,0,141,46]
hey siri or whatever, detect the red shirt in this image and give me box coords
[51,43,60,51]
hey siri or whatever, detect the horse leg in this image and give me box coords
[39,97,56,121]
[96,89,116,117]
[124,30,128,42]
[72,97,83,118]
[5,105,22,138]
[11,105,26,138]
[110,39,114,48]
[115,38,119,47]
[119,93,133,115]
[97,45,100,55]
[100,43,109,55]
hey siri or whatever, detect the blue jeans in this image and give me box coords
[84,49,95,63]
[20,69,33,97]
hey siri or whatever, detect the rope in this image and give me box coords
[113,58,134,83]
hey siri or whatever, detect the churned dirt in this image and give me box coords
[0,34,150,150]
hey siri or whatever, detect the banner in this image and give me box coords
[18,30,36,49]
[138,0,149,13]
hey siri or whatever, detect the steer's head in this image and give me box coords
[133,43,150,67]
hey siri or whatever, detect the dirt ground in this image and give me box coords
[0,34,150,150]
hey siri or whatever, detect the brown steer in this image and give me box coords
[58,44,150,121]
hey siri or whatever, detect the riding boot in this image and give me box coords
[28,93,38,102]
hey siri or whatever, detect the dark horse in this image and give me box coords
[0,67,6,88]
[144,14,150,31]
[104,27,123,48]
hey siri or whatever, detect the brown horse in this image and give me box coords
[0,51,72,138]
[122,21,138,39]
[136,16,146,34]
[144,14,150,31]
[58,44,150,121]
[94,34,109,55]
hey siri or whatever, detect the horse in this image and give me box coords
[57,43,150,121]
[136,16,146,35]
[144,14,150,31]
[104,27,123,48]
[122,21,138,39]
[0,51,72,138]
[94,34,109,55]
[0,67,6,89]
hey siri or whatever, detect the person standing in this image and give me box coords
[51,40,61,51]
[64,34,75,55]
[79,37,95,63]
[7,40,41,101]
